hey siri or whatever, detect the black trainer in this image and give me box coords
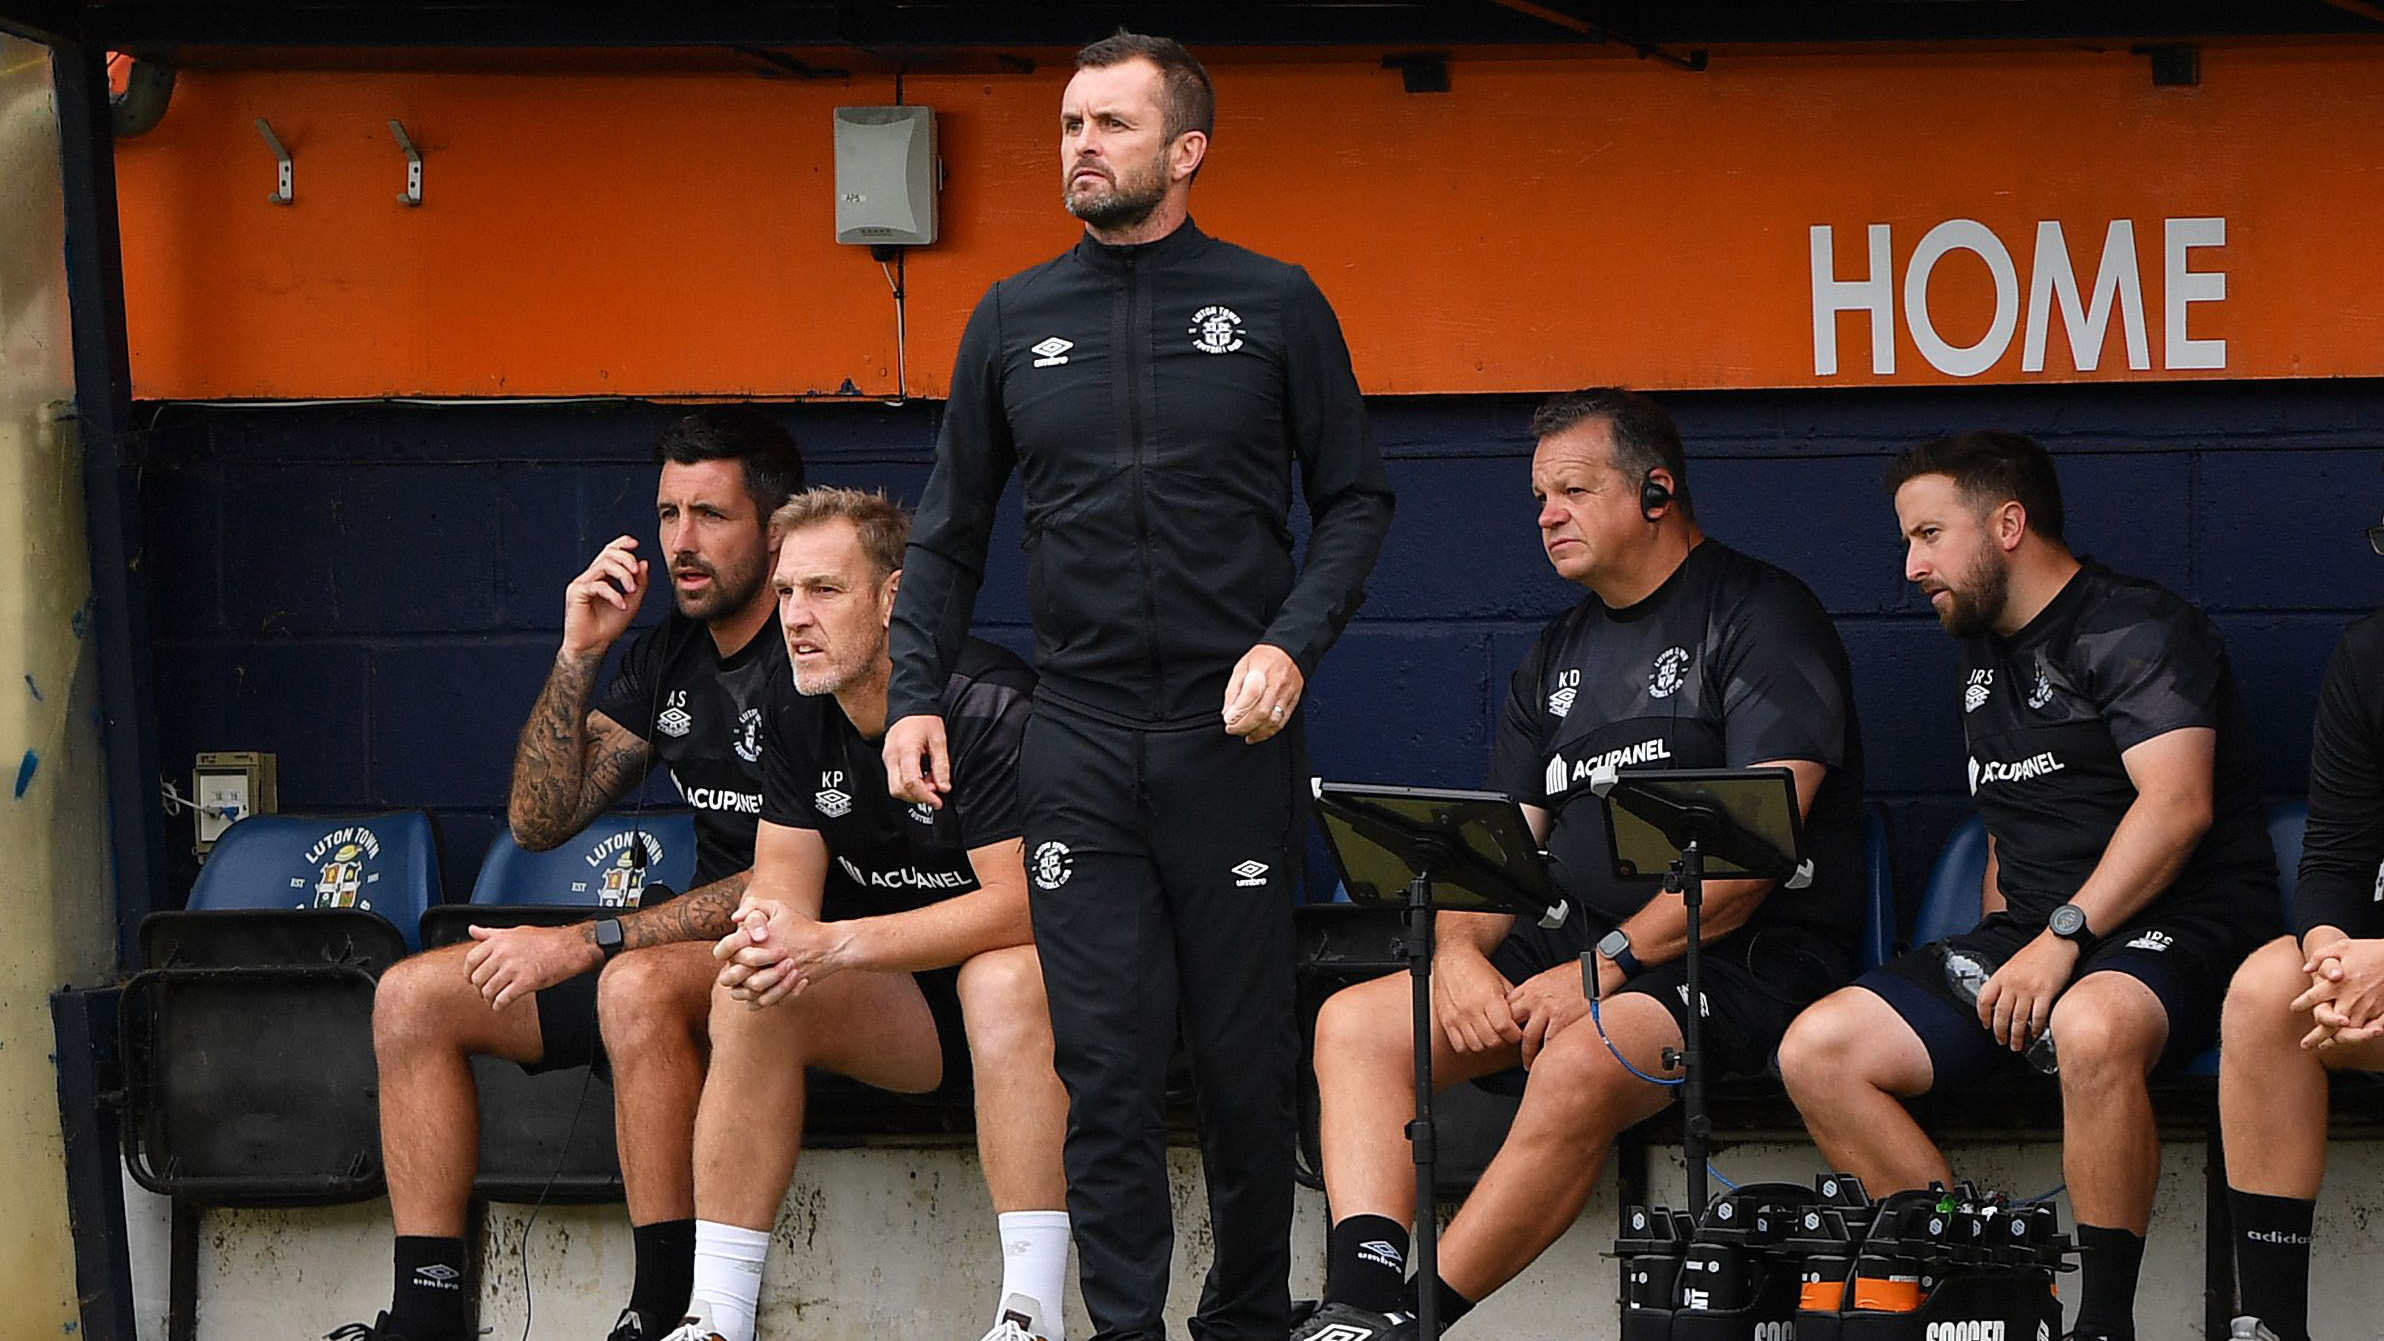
[1288,1299,1420,1341]
[607,1307,663,1341]
[325,1315,409,1341]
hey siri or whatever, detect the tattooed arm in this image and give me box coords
[509,534,657,851]
[507,651,653,851]
[615,869,751,951]
[461,870,752,1007]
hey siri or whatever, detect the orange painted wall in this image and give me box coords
[114,42,2384,400]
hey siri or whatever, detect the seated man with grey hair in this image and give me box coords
[657,489,1070,1341]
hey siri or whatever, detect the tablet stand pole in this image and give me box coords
[1404,858,1441,1341]
[1668,839,1710,1213]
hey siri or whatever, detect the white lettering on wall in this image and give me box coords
[2023,220,2148,372]
[1810,223,1894,376]
[2165,215,2228,370]
[1810,216,2228,378]
[1904,219,2022,378]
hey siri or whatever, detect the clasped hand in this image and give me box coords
[713,898,851,1007]
[2294,937,2384,1049]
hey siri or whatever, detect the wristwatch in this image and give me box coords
[1596,927,1644,980]
[592,917,626,960]
[2046,902,2095,950]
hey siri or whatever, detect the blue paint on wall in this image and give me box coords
[14,750,37,799]
[137,382,2384,917]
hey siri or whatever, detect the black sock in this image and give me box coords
[2229,1191,2315,1341]
[627,1218,699,1325]
[389,1235,470,1341]
[1408,1274,1475,1332]
[2073,1224,2145,1341]
[1325,1214,1411,1315]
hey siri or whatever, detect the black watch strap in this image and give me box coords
[593,917,626,959]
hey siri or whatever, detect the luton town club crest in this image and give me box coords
[300,826,383,910]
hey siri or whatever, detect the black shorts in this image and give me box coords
[1858,910,2240,1084]
[529,967,607,1076]
[1490,919,1851,1079]
[529,963,973,1096]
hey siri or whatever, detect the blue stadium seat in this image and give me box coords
[1862,805,1895,972]
[418,812,693,1208]
[187,810,441,950]
[1910,814,1992,949]
[2269,799,2308,925]
[467,810,696,907]
[122,811,442,1205]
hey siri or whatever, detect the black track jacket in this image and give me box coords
[889,220,1395,728]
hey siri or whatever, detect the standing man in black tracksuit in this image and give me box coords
[882,31,1395,1341]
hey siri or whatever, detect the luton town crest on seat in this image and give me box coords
[303,826,383,911]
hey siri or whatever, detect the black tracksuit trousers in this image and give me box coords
[1020,700,1306,1341]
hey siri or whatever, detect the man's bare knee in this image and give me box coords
[1519,1025,1661,1138]
[374,948,478,1056]
[599,945,712,1052]
[958,946,1052,1068]
[1781,988,1920,1098]
[2051,981,2163,1085]
[1778,994,1862,1088]
[1314,976,1410,1077]
[2223,937,2310,1051]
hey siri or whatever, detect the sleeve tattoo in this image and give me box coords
[508,650,653,851]
[613,871,751,951]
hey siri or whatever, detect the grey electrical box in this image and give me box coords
[834,105,938,246]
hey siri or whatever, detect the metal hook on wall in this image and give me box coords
[388,119,422,206]
[254,118,291,204]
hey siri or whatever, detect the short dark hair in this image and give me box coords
[1882,430,2066,543]
[1529,387,1693,516]
[1076,30,1215,144]
[653,407,807,518]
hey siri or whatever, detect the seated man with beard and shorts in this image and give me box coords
[335,409,803,1341]
[1779,431,2278,1341]
[1296,389,1865,1340]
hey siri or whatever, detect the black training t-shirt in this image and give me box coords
[761,638,1033,919]
[2295,611,2384,939]
[1957,560,2275,940]
[1489,540,1866,951]
[594,612,785,887]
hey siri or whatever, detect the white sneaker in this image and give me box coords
[2227,1319,2282,1341]
[659,1302,728,1341]
[975,1293,1052,1341]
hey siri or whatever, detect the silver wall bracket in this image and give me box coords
[388,119,423,206]
[254,117,292,204]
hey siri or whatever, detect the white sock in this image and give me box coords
[688,1220,771,1341]
[996,1210,1072,1340]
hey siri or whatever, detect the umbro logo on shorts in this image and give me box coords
[1031,337,1074,367]
[1232,860,1270,887]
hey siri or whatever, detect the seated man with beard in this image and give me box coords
[1779,431,2278,1341]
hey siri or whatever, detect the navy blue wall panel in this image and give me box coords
[139,382,2384,922]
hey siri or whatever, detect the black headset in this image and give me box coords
[1639,469,1674,522]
